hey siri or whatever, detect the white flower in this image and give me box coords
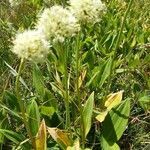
[36,5,80,42]
[12,30,50,62]
[69,0,106,24]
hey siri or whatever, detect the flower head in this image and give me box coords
[69,0,106,24]
[36,5,80,42]
[12,30,50,62]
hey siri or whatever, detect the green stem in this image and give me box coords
[113,0,134,58]
[76,37,80,109]
[105,0,134,96]
[64,47,71,131]
[15,58,36,149]
[75,35,85,148]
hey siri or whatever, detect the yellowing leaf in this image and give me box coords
[95,110,108,122]
[78,69,87,89]
[35,119,47,150]
[67,139,80,150]
[105,90,123,111]
[96,91,123,123]
[47,127,73,150]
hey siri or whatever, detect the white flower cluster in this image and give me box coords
[11,1,106,62]
[36,5,80,42]
[69,0,106,24]
[12,30,50,62]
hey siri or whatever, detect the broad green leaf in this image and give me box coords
[27,99,40,136]
[138,96,150,112]
[101,135,120,150]
[33,64,45,97]
[40,106,55,117]
[47,127,73,150]
[99,57,112,87]
[35,119,47,150]
[82,92,94,137]
[102,99,130,145]
[0,129,24,144]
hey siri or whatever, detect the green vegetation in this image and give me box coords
[0,0,149,149]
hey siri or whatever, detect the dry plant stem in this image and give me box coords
[75,35,85,148]
[15,58,36,149]
[64,48,71,131]
[105,0,134,96]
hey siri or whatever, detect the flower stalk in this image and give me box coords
[64,46,71,131]
[15,58,36,149]
[75,34,85,148]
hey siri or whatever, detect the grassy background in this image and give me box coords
[0,0,150,149]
